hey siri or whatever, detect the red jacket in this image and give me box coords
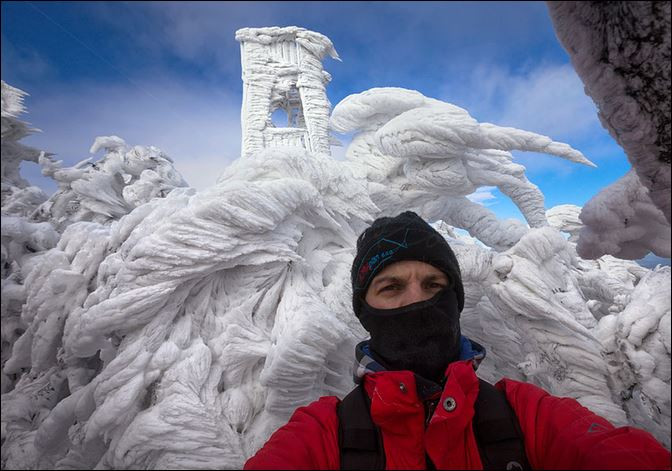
[245,361,671,470]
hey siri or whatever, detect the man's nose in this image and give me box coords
[399,282,428,307]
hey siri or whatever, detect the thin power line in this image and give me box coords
[23,1,226,167]
[26,1,162,104]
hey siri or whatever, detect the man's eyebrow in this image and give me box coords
[371,275,402,286]
[424,274,448,281]
[423,273,450,284]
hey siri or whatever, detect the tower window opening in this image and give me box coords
[271,108,289,127]
[268,82,305,128]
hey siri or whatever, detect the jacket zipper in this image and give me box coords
[425,399,439,469]
[425,399,439,427]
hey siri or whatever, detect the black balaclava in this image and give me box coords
[351,211,465,383]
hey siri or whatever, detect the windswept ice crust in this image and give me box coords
[332,87,594,251]
[36,136,188,232]
[546,204,584,242]
[1,81,47,212]
[547,1,672,255]
[2,23,671,470]
[2,145,374,469]
[1,81,57,398]
[576,169,670,259]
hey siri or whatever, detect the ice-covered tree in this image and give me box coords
[1,81,58,394]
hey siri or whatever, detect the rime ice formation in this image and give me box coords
[546,204,583,242]
[547,1,672,257]
[541,204,670,445]
[1,81,58,396]
[1,81,190,461]
[595,266,671,444]
[1,81,48,214]
[236,26,340,158]
[576,169,671,260]
[2,24,671,470]
[36,136,189,232]
[331,87,595,251]
[2,146,374,469]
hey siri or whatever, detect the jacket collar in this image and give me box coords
[353,336,486,400]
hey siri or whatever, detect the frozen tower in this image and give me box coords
[236,26,340,158]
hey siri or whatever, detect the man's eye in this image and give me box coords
[380,285,399,292]
[428,282,445,289]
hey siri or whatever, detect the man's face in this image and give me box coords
[364,260,450,310]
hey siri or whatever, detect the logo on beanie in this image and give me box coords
[357,236,408,286]
[357,263,371,284]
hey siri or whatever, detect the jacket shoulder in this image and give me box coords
[496,378,671,470]
[244,396,341,470]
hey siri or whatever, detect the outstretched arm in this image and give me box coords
[244,396,341,470]
[498,378,671,470]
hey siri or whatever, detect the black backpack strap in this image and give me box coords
[337,384,385,470]
[474,379,531,470]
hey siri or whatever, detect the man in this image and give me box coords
[245,211,671,470]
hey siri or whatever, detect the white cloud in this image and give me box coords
[1,35,55,84]
[496,64,599,139]
[437,62,617,178]
[20,78,243,193]
[444,63,600,140]
[466,186,497,205]
[175,155,237,191]
[85,2,282,79]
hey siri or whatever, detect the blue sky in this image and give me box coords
[2,1,634,224]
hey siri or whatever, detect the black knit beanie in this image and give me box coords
[351,211,464,317]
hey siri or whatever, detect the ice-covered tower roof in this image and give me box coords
[235,26,340,158]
